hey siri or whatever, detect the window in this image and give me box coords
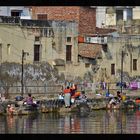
[34,45,41,61]
[116,10,123,25]
[116,10,123,21]
[85,63,90,68]
[111,63,115,75]
[67,37,71,43]
[133,59,137,71]
[37,14,47,20]
[66,45,72,61]
[102,44,108,52]
[11,10,22,17]
[7,44,11,55]
[35,36,40,41]
[127,8,132,20]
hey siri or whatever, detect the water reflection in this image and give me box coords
[1,109,140,134]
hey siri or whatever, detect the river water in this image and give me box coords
[0,109,140,134]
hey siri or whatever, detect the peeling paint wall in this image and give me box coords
[0,62,62,95]
[0,21,89,95]
[95,35,140,83]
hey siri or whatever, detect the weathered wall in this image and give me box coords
[96,7,106,28]
[106,13,116,26]
[0,21,91,84]
[51,20,78,64]
[0,20,79,67]
[0,24,53,64]
[95,35,140,83]
[0,62,62,95]
[133,7,140,20]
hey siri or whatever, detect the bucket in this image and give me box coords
[71,98,75,103]
[122,95,126,101]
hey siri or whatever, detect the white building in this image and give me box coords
[0,6,31,19]
[95,6,106,28]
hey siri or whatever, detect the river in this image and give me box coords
[0,109,140,134]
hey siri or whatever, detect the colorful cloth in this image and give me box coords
[130,82,138,90]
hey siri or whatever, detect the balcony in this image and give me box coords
[0,16,51,27]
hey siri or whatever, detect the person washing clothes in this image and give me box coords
[23,93,37,107]
[63,86,71,108]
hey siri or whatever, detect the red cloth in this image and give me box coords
[63,89,71,94]
[136,100,140,104]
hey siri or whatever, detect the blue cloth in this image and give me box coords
[106,92,110,97]
[15,96,23,101]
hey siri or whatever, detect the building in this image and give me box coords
[30,6,96,35]
[1,6,140,85]
[30,6,140,83]
[0,6,31,19]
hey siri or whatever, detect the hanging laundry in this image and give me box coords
[130,82,138,90]
[137,82,140,89]
[103,82,106,90]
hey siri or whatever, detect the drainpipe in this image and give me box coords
[120,50,123,93]
[21,50,24,96]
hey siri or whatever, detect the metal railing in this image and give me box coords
[0,82,140,96]
[0,85,63,95]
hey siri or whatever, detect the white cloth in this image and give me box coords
[96,93,102,96]
[59,95,64,100]
[71,98,75,103]
[109,94,114,97]
[138,82,140,89]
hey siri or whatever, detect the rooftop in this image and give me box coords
[78,43,102,59]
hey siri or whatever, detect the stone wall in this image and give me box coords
[0,62,62,96]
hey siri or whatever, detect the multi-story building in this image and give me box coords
[30,6,96,35]
[96,6,140,33]
[83,6,140,84]
[1,6,140,85]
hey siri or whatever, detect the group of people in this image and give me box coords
[7,93,38,115]
[59,84,82,108]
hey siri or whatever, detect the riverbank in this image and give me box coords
[0,90,140,115]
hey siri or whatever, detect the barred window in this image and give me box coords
[67,37,72,42]
[37,14,47,20]
[133,59,137,71]
[66,45,72,61]
[111,63,115,75]
[34,45,40,61]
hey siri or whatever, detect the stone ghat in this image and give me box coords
[0,96,139,115]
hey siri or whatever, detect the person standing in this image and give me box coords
[63,86,71,108]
